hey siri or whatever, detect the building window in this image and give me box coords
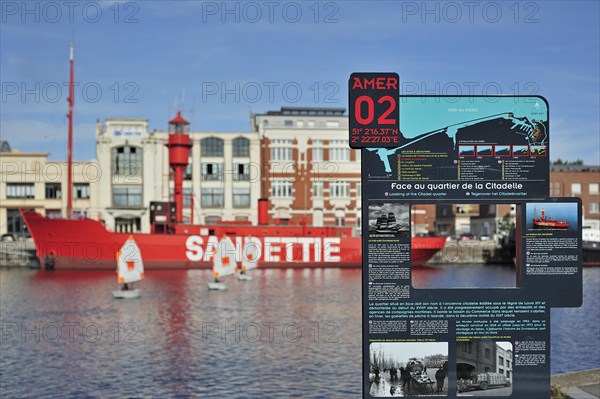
[329,140,349,161]
[590,202,599,214]
[590,183,599,195]
[201,137,224,157]
[330,181,349,197]
[46,209,62,219]
[506,370,511,379]
[233,187,250,208]
[271,180,292,198]
[354,149,362,161]
[485,348,491,359]
[270,140,293,161]
[201,188,224,208]
[484,367,490,373]
[6,208,30,237]
[233,137,250,157]
[45,183,62,199]
[112,186,142,207]
[499,356,504,366]
[284,120,293,126]
[72,210,87,219]
[312,140,323,162]
[205,215,222,225]
[499,368,504,375]
[326,121,340,128]
[202,163,223,181]
[184,159,192,180]
[171,187,193,207]
[507,360,511,368]
[74,183,90,199]
[115,217,141,233]
[571,183,582,195]
[6,183,34,199]
[112,146,142,176]
[184,187,193,207]
[463,342,472,353]
[234,163,250,181]
[313,182,323,198]
[334,210,346,227]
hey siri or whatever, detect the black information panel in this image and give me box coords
[349,72,400,148]
[362,96,550,200]
[359,93,582,398]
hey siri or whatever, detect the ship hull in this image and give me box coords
[21,211,446,269]
[533,223,569,229]
[533,219,569,229]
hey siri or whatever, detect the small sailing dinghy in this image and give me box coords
[237,237,259,281]
[208,236,236,290]
[112,236,144,299]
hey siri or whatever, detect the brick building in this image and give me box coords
[252,107,362,233]
[550,165,600,231]
[411,204,437,235]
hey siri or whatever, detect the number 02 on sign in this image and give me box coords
[348,72,400,148]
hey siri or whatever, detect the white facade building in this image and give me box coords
[252,107,361,232]
[0,143,97,236]
[2,107,363,237]
[496,344,513,384]
[95,118,260,233]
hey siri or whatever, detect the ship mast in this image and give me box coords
[66,44,74,218]
[167,112,192,225]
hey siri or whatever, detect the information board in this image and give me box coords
[359,93,582,398]
[349,72,401,148]
[362,96,550,200]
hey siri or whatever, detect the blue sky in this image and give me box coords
[1,1,599,163]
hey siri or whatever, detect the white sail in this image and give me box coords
[240,236,260,272]
[117,236,144,284]
[212,236,237,279]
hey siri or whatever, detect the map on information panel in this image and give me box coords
[363,96,549,200]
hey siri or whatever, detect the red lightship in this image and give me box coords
[20,48,446,270]
[532,208,570,229]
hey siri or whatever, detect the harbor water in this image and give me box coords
[1,266,598,398]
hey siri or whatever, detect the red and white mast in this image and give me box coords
[67,44,74,218]
[167,112,192,224]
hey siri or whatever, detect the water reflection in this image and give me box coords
[1,267,597,397]
[551,268,600,374]
[1,269,361,399]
